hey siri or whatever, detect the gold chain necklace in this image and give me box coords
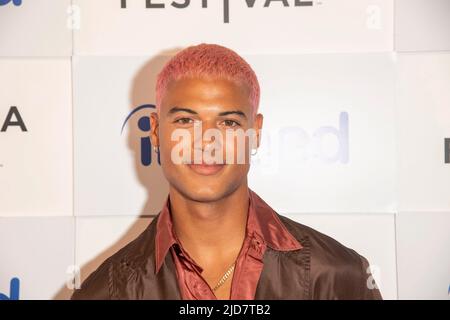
[212,262,236,292]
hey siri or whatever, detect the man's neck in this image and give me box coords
[169,184,249,266]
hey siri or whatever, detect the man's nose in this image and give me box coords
[192,120,223,151]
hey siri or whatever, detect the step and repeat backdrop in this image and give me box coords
[1,0,449,300]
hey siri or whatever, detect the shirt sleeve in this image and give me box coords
[358,254,383,300]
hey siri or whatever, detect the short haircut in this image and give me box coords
[155,43,260,116]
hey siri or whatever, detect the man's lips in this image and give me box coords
[187,163,225,176]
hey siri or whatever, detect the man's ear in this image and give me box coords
[150,112,160,147]
[254,113,263,148]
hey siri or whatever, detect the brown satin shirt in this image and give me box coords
[71,188,383,300]
[154,189,303,300]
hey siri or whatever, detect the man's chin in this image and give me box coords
[172,181,236,203]
[183,187,227,203]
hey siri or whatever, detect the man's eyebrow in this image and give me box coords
[167,107,247,119]
[167,106,198,115]
[218,110,247,119]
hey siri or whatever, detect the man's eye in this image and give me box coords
[222,120,240,127]
[174,118,194,125]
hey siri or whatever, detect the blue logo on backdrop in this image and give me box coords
[0,0,22,6]
[0,277,20,300]
[277,111,349,164]
[121,104,160,166]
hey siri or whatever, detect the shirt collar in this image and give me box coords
[154,188,303,274]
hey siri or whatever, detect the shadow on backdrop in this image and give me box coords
[53,47,182,299]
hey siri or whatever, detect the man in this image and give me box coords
[71,43,382,300]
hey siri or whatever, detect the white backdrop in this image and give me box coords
[0,0,449,300]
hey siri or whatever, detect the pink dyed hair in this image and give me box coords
[155,43,260,116]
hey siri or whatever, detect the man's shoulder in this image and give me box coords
[107,216,158,267]
[71,217,158,300]
[276,213,367,274]
[276,213,382,299]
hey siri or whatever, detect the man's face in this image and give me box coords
[150,77,263,202]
